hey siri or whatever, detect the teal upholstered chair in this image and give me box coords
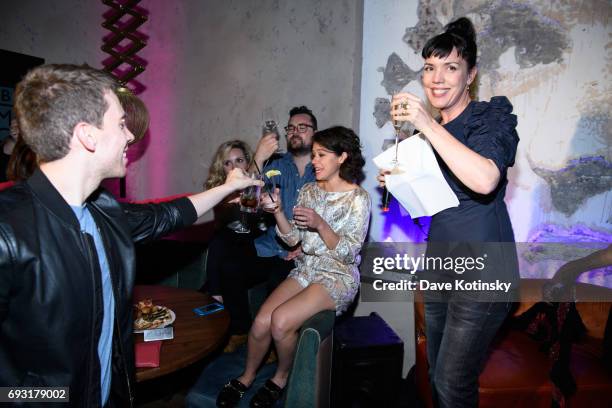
[186,309,336,407]
[284,310,336,407]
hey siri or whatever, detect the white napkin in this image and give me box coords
[372,134,459,218]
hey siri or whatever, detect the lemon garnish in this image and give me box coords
[265,169,282,178]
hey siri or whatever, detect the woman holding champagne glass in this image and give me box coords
[217,126,370,408]
[378,17,519,407]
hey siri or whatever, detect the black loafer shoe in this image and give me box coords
[249,379,284,408]
[217,378,250,407]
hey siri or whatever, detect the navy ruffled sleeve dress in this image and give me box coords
[428,96,519,242]
[426,96,520,285]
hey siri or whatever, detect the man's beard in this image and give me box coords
[287,136,311,156]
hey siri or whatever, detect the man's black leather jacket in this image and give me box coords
[0,169,197,407]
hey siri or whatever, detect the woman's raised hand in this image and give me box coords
[391,92,434,133]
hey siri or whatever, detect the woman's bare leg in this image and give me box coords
[237,278,304,386]
[268,283,335,388]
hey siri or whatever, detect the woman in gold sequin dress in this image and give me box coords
[217,126,371,408]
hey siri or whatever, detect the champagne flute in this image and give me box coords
[392,117,402,166]
[262,107,283,154]
[390,94,410,164]
[382,95,406,212]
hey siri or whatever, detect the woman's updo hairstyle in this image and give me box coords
[422,17,477,70]
[115,87,150,143]
[312,126,365,184]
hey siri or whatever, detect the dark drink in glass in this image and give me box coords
[239,174,262,214]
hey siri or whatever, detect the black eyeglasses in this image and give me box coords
[284,124,314,133]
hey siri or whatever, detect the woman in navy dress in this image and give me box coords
[379,17,519,407]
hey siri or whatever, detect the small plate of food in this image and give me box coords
[133,299,176,333]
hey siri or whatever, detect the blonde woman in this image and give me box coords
[204,140,268,352]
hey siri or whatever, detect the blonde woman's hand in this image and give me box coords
[391,92,435,134]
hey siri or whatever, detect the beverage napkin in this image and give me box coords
[135,340,162,368]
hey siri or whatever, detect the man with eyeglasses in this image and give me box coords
[216,106,317,353]
[252,105,317,268]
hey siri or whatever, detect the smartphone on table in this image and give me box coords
[193,302,224,316]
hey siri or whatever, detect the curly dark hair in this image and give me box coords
[312,126,365,183]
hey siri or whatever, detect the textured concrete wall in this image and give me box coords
[135,0,363,202]
[1,0,363,208]
[0,0,106,65]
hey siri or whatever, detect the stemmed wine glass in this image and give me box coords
[390,95,410,166]
[234,172,263,234]
[382,95,408,212]
[262,107,283,154]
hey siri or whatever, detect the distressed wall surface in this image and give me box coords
[360,0,611,284]
[1,0,362,212]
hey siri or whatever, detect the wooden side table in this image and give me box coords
[133,285,229,382]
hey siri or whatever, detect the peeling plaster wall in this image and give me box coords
[1,0,363,212]
[361,0,611,254]
[358,1,611,373]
